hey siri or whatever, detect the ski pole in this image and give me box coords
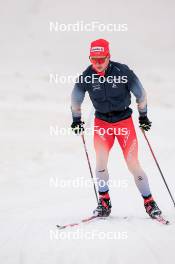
[81,133,98,203]
[141,128,175,207]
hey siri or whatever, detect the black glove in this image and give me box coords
[71,120,85,134]
[139,116,152,131]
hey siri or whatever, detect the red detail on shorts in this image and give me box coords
[94,116,138,160]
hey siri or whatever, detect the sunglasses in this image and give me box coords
[90,57,107,64]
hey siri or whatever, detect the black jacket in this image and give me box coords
[71,61,147,123]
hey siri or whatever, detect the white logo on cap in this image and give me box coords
[91,46,104,52]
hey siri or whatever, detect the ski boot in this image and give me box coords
[93,191,112,217]
[144,195,162,219]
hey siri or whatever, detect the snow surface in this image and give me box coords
[0,0,175,263]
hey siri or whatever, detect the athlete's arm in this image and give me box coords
[71,82,86,122]
[124,65,147,117]
[130,77,147,117]
[126,66,151,130]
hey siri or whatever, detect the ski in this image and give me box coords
[56,215,129,230]
[153,215,169,225]
[56,214,169,229]
[56,215,99,229]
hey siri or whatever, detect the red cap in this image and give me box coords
[90,39,110,57]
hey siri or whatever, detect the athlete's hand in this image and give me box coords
[139,116,152,131]
[71,121,85,134]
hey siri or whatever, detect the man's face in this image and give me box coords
[90,56,110,72]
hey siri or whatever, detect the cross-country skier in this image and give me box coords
[71,39,162,219]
